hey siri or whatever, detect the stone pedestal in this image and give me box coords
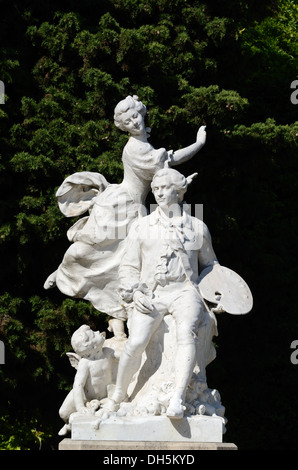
[59,438,237,450]
[71,414,223,442]
[58,414,237,450]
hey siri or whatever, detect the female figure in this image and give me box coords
[44,95,206,320]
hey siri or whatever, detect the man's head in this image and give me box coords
[151,168,197,206]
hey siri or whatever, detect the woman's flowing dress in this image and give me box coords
[51,138,171,320]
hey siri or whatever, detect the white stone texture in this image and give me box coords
[52,96,253,445]
[71,414,224,443]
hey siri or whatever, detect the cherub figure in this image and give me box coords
[58,324,118,436]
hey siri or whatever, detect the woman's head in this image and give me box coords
[114,95,147,133]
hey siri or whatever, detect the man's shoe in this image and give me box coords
[166,398,186,419]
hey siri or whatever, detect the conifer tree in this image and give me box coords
[0,0,297,449]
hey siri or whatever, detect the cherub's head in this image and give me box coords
[71,325,106,356]
[114,95,147,135]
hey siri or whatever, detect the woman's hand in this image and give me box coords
[196,125,207,145]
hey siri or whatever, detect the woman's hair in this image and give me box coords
[114,95,147,131]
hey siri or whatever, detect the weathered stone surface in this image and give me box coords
[70,414,224,443]
[59,438,238,451]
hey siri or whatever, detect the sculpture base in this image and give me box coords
[59,438,237,450]
[68,414,224,442]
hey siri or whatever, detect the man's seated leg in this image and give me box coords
[106,305,163,410]
[166,284,205,418]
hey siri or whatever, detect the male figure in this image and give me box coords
[108,168,219,419]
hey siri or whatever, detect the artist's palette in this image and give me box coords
[198,264,253,314]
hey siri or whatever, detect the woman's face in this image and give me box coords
[121,108,145,135]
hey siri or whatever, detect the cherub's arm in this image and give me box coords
[72,358,89,411]
[169,126,206,166]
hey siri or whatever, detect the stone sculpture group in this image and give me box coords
[44,95,253,441]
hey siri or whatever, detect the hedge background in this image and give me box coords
[0,0,297,450]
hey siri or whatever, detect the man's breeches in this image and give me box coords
[125,281,206,357]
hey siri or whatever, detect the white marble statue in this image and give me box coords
[57,168,253,438]
[44,95,207,321]
[53,97,253,440]
[104,168,220,419]
[58,322,127,436]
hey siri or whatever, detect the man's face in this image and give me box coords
[152,175,179,208]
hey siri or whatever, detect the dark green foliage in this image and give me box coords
[0,0,297,450]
